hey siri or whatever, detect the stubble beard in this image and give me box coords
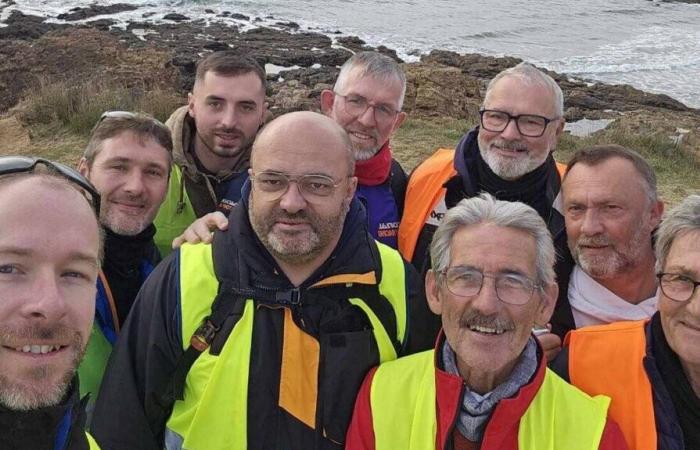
[570,226,648,280]
[0,326,84,411]
[249,195,350,265]
[478,135,548,180]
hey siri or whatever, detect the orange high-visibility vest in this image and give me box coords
[398,147,567,262]
[398,149,456,261]
[566,320,656,450]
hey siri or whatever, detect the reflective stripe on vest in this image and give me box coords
[566,320,656,450]
[398,148,456,261]
[166,243,254,449]
[370,350,610,450]
[154,165,197,257]
[86,432,101,449]
[166,241,408,449]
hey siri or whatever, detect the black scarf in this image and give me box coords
[102,224,158,326]
[475,150,552,221]
[651,314,700,448]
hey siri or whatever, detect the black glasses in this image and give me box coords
[250,171,348,200]
[437,266,540,306]
[0,156,100,214]
[334,93,401,125]
[657,273,700,302]
[479,109,558,138]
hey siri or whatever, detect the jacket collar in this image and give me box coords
[432,332,548,449]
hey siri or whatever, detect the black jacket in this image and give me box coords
[0,379,92,450]
[91,187,433,450]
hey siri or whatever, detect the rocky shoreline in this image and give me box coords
[1,4,699,158]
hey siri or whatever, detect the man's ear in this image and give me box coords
[77,157,90,177]
[554,118,566,138]
[649,199,665,230]
[390,111,408,135]
[187,92,196,117]
[320,89,335,116]
[536,281,559,325]
[425,270,443,315]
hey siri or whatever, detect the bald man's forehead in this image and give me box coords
[252,112,353,167]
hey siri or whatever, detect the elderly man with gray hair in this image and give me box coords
[554,194,700,450]
[347,193,626,450]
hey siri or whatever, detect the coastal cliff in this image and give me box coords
[0,6,698,199]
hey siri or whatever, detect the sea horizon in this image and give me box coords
[2,0,700,108]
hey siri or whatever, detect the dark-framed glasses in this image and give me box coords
[657,273,700,302]
[334,92,401,125]
[0,156,100,214]
[437,266,540,306]
[250,171,348,200]
[479,109,558,138]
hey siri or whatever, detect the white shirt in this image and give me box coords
[568,265,659,328]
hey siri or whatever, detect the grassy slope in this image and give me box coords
[2,81,698,204]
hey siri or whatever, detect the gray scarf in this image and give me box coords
[442,337,538,442]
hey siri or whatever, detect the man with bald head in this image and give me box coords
[0,157,102,448]
[91,111,428,449]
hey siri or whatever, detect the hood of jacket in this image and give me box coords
[165,105,202,181]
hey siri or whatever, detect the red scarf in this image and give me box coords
[354,142,392,186]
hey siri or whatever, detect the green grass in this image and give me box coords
[18,78,183,136]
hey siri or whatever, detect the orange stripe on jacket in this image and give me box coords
[279,308,320,429]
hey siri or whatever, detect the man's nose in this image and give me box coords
[21,271,68,323]
[499,117,522,140]
[278,181,307,214]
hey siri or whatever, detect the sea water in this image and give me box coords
[3,0,699,107]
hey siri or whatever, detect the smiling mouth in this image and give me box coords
[467,324,508,336]
[6,345,66,355]
[349,131,374,141]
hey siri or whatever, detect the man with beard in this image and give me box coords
[554,145,664,336]
[91,111,431,450]
[76,111,172,409]
[552,195,700,450]
[173,52,408,250]
[153,51,267,255]
[320,51,408,248]
[0,157,102,449]
[398,62,566,274]
[397,62,567,355]
[347,194,626,449]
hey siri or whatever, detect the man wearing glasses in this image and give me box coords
[75,111,172,412]
[320,51,408,249]
[552,195,700,450]
[398,62,566,275]
[397,62,567,358]
[91,112,431,449]
[0,157,102,449]
[554,145,664,338]
[347,194,626,449]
